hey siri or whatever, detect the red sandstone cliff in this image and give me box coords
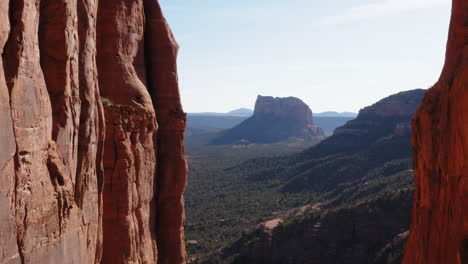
[0,0,187,264]
[402,0,468,263]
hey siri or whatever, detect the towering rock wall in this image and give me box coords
[143,2,188,263]
[0,0,187,264]
[0,1,20,263]
[402,0,468,263]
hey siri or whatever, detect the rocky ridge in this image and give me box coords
[301,89,425,165]
[0,1,187,264]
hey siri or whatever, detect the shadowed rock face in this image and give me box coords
[212,95,325,145]
[403,0,468,263]
[0,0,187,264]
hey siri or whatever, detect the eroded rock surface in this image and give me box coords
[0,0,187,264]
[402,0,468,263]
[102,106,157,264]
[143,2,188,263]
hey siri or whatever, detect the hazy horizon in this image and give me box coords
[160,0,451,113]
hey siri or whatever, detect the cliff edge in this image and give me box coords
[0,1,187,264]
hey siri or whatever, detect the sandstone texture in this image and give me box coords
[0,0,187,264]
[402,0,468,263]
[212,95,325,144]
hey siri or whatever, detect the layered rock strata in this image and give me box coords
[0,0,187,264]
[402,0,468,263]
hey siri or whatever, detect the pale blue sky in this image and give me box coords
[159,0,451,113]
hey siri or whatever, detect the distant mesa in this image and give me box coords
[211,95,325,145]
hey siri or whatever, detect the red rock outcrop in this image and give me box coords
[143,2,188,263]
[402,0,468,263]
[253,96,325,139]
[96,0,158,263]
[0,0,187,263]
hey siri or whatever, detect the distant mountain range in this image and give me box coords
[314,111,357,117]
[227,108,254,116]
[190,108,254,117]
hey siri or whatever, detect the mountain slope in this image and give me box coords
[217,189,413,264]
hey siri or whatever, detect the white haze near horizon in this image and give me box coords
[159,0,451,113]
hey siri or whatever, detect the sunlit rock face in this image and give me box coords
[0,0,187,263]
[402,0,468,263]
